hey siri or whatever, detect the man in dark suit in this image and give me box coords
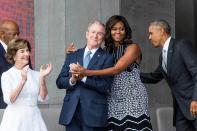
[141,19,197,131]
[56,21,114,131]
[0,20,19,108]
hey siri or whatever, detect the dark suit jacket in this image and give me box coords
[141,38,197,121]
[0,43,12,108]
[56,47,114,127]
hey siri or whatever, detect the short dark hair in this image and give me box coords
[149,19,171,35]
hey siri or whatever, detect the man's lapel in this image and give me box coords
[87,48,102,68]
[0,42,6,55]
[77,48,85,66]
[159,54,168,78]
[167,38,174,76]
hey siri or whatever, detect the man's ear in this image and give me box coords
[161,28,166,35]
[0,30,4,37]
[86,31,88,39]
[0,31,6,40]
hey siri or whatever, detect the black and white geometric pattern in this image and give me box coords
[106,45,152,131]
[107,68,152,131]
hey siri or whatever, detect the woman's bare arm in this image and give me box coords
[72,44,141,76]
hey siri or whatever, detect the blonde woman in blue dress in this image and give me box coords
[0,38,52,131]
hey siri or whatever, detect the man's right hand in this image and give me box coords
[69,63,86,77]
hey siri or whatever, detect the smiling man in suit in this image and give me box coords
[56,21,114,131]
[141,19,197,131]
[0,20,19,108]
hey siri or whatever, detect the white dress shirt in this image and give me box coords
[69,46,98,85]
[81,47,98,82]
[0,40,7,52]
[162,37,171,72]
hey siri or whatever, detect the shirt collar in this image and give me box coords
[163,36,171,51]
[0,40,7,52]
[84,46,98,57]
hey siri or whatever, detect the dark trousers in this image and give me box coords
[176,106,197,131]
[66,102,105,131]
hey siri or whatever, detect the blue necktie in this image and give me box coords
[83,51,92,68]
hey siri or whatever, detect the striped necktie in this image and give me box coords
[83,51,92,68]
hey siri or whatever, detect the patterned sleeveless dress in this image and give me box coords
[106,45,152,131]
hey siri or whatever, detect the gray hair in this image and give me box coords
[87,20,105,32]
[149,19,171,35]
